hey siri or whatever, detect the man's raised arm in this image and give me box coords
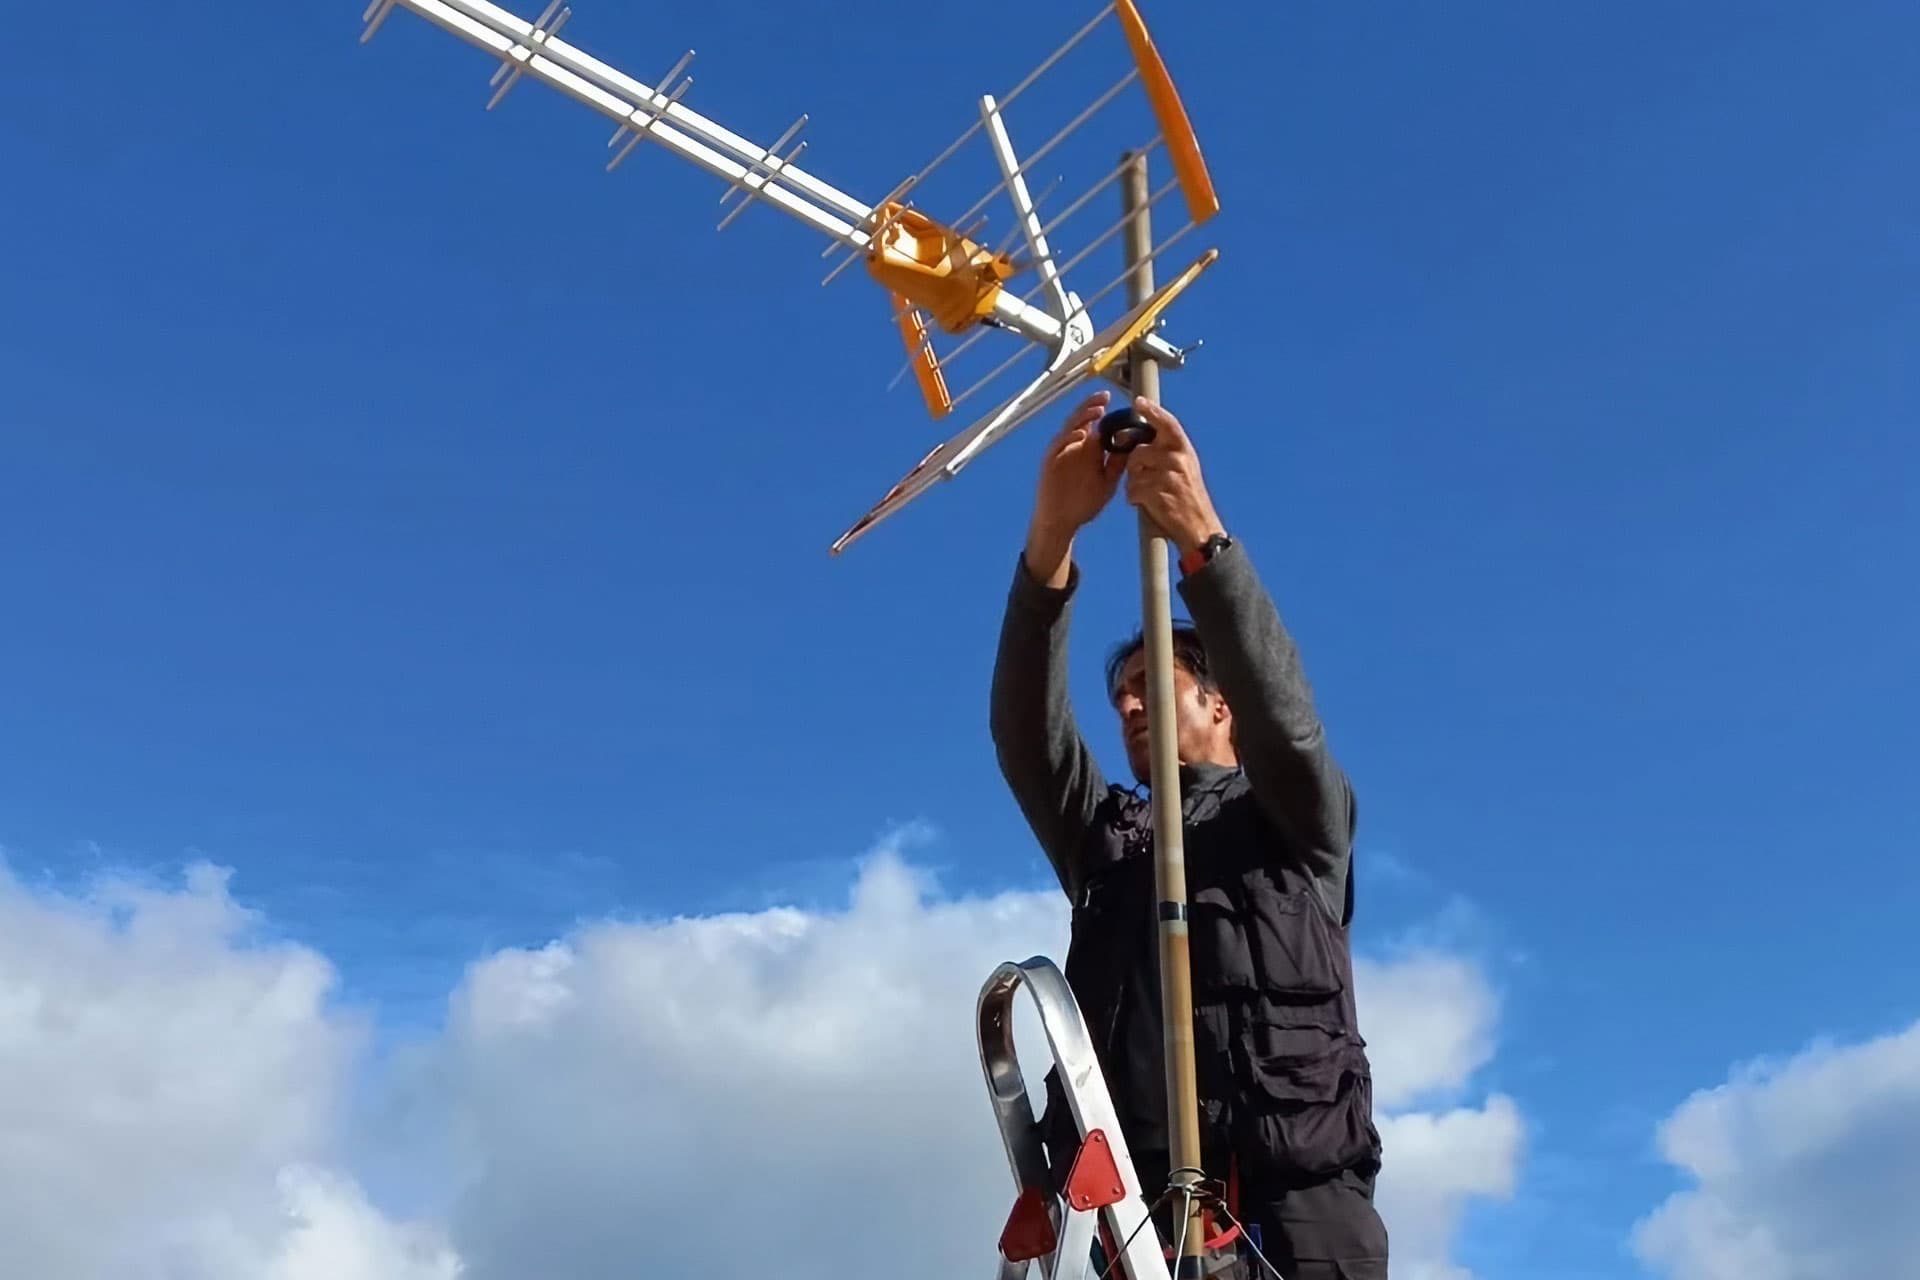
[990,553,1109,901]
[1178,538,1356,864]
[989,393,1128,901]
[1124,400,1357,914]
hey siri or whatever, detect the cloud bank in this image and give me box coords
[1357,950,1522,1280]
[0,860,458,1279]
[1633,1018,1920,1280]
[0,836,1522,1279]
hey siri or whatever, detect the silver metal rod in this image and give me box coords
[1072,216,1199,316]
[995,173,1062,258]
[949,68,1139,236]
[721,114,809,204]
[820,173,918,262]
[1014,175,1179,308]
[926,316,999,371]
[605,74,693,170]
[892,2,1115,205]
[359,0,399,43]
[655,48,695,92]
[487,0,568,104]
[719,137,807,229]
[1031,134,1161,245]
[887,319,941,392]
[946,333,1044,413]
[999,2,1116,110]
[980,91,1070,321]
[486,73,520,108]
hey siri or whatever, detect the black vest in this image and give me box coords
[1046,763,1381,1189]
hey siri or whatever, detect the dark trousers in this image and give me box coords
[1129,1149,1391,1280]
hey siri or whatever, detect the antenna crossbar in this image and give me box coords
[981,93,1071,324]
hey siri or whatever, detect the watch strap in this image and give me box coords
[1179,532,1232,577]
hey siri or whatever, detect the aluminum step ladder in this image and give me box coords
[977,956,1174,1280]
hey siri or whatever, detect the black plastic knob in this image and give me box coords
[1098,405,1157,454]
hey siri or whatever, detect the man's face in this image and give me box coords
[1111,648,1233,782]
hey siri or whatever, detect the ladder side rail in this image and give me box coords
[979,961,1067,1280]
[1015,959,1170,1280]
[978,958,1175,1280]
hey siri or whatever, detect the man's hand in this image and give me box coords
[1024,390,1125,587]
[1123,398,1225,556]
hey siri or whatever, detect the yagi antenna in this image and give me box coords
[361,0,1223,554]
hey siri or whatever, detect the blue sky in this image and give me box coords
[2,1,1915,1276]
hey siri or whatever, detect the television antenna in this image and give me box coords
[359,0,1221,556]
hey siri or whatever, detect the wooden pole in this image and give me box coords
[1120,147,1208,1278]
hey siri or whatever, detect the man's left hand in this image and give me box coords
[1122,398,1225,555]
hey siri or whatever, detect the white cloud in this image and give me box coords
[0,834,1522,1280]
[1373,1098,1523,1280]
[0,859,457,1280]
[421,843,1064,1280]
[1356,953,1522,1280]
[265,1167,462,1280]
[416,835,1521,1280]
[1358,950,1501,1110]
[1631,1018,1920,1280]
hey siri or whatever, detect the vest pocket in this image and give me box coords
[1191,884,1257,990]
[1227,993,1374,1181]
[1239,1009,1347,1107]
[1244,881,1344,1000]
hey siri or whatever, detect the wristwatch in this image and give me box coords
[1179,532,1233,577]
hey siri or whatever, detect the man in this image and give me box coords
[989,390,1388,1280]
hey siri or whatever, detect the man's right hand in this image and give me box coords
[1023,391,1124,588]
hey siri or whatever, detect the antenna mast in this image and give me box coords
[1121,148,1208,1278]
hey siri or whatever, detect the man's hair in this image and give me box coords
[1105,622,1219,704]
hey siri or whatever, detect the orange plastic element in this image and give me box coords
[865,202,1020,334]
[891,292,953,419]
[1114,0,1220,225]
[1088,247,1220,376]
[998,1185,1057,1263]
[1063,1129,1129,1213]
